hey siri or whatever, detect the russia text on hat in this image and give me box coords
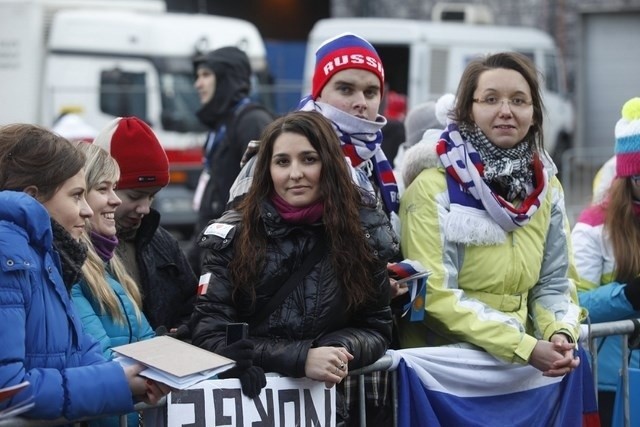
[321,53,384,79]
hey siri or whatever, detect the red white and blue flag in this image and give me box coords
[387,259,428,322]
[389,346,600,427]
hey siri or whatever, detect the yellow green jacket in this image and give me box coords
[398,143,583,364]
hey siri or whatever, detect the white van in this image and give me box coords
[303,18,574,164]
[0,0,270,235]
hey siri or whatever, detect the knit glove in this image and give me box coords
[216,339,254,369]
[218,365,267,398]
[624,277,640,310]
[216,339,266,398]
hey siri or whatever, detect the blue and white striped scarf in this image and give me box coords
[436,123,548,245]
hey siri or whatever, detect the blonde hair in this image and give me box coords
[76,142,144,323]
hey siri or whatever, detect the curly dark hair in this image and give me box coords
[229,111,377,310]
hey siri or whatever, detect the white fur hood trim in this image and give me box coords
[401,129,442,188]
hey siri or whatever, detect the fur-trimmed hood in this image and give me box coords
[397,93,454,189]
[401,129,442,188]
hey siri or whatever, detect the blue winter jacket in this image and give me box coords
[72,272,155,360]
[0,191,134,420]
[72,270,155,427]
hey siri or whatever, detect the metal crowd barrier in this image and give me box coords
[581,319,640,427]
[3,319,639,427]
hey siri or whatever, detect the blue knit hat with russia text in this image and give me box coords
[615,97,640,177]
[312,32,384,100]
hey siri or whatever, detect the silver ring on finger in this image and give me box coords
[340,362,346,371]
[334,366,340,375]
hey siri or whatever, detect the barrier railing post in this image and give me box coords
[622,330,630,427]
[358,374,366,427]
[391,369,398,427]
[622,318,640,427]
[586,320,600,404]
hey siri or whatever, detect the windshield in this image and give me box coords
[154,57,275,132]
[154,57,206,133]
[159,70,206,133]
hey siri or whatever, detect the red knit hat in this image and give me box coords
[312,32,385,100]
[93,117,169,189]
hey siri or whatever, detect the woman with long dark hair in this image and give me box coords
[191,111,397,423]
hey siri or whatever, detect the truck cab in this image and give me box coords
[0,0,271,237]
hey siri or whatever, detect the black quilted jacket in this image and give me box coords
[190,201,398,377]
[129,209,198,330]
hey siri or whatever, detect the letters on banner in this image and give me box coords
[168,376,336,426]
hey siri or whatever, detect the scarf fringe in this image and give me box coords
[444,204,506,245]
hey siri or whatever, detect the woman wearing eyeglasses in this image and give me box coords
[397,52,583,376]
[571,97,640,426]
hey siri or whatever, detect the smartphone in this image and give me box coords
[226,322,249,345]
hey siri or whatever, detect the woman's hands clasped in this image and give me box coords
[529,333,580,377]
[305,346,354,388]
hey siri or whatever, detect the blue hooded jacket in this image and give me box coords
[0,191,134,420]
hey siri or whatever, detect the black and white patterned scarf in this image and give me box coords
[460,123,534,202]
[50,219,88,291]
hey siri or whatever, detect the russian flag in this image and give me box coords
[389,346,599,427]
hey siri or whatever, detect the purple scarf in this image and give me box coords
[90,230,119,262]
[271,193,324,224]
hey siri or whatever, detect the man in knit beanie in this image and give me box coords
[188,46,273,276]
[94,116,197,332]
[231,33,399,222]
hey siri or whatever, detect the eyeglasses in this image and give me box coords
[473,96,533,110]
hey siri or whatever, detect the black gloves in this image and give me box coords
[218,365,267,398]
[624,277,640,310]
[216,339,255,369]
[216,339,266,398]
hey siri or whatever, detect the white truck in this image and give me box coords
[0,0,270,236]
[303,17,575,168]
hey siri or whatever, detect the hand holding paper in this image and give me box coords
[113,336,236,390]
[122,363,170,404]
